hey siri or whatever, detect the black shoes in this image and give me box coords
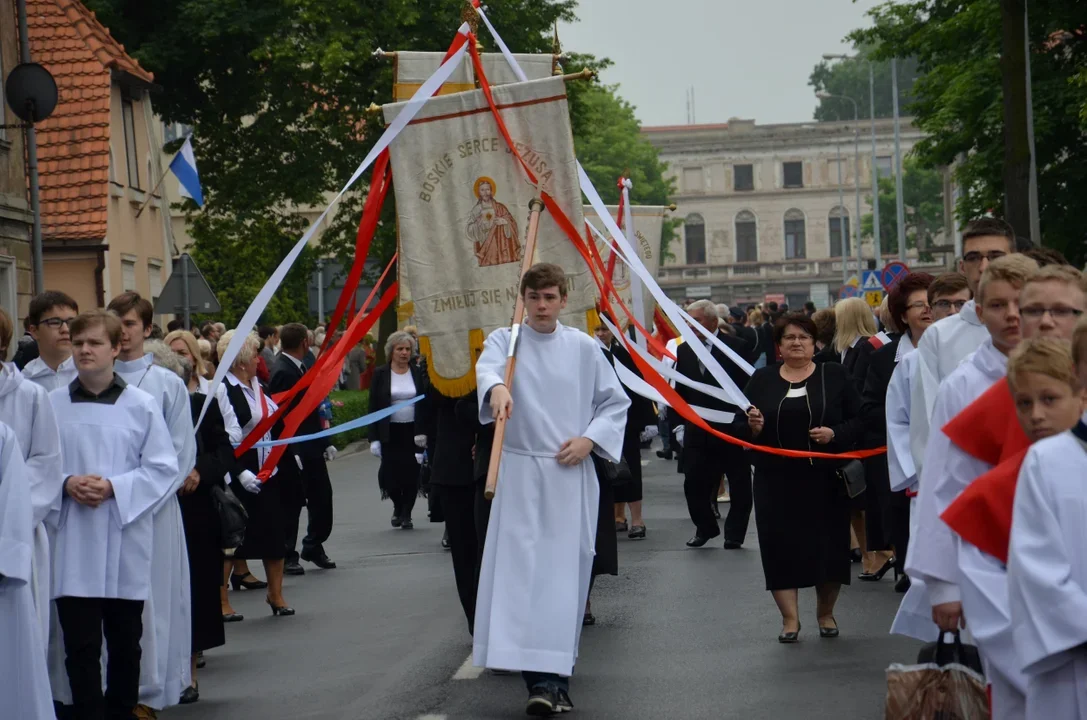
[179,683,199,705]
[582,612,595,626]
[850,548,863,563]
[222,612,244,622]
[895,574,911,593]
[526,686,558,716]
[300,548,337,569]
[401,518,414,529]
[655,449,673,460]
[859,557,896,582]
[555,689,573,713]
[391,514,402,528]
[686,527,720,547]
[267,600,296,616]
[615,520,628,533]
[723,540,742,550]
[284,560,305,576]
[778,623,801,643]
[628,525,646,540]
[230,573,268,591]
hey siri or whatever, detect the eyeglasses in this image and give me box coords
[962,250,1007,265]
[36,317,75,329]
[932,299,969,312]
[1020,306,1085,320]
[906,301,931,312]
[781,334,812,343]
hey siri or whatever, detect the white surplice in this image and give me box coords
[0,422,55,719]
[113,354,195,710]
[22,355,76,393]
[904,339,1006,610]
[1007,429,1087,719]
[0,363,63,647]
[473,322,630,675]
[908,301,988,476]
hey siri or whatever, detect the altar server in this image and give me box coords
[107,292,196,714]
[22,290,78,391]
[906,254,1038,636]
[908,219,1015,476]
[1007,317,1087,719]
[0,309,63,645]
[473,263,629,716]
[48,310,178,720]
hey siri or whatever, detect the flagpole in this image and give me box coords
[135,142,185,218]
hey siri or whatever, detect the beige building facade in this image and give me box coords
[643,117,946,309]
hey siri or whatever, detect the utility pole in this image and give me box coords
[16,0,44,292]
[892,58,907,262]
[869,62,881,266]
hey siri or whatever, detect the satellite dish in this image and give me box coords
[5,63,58,124]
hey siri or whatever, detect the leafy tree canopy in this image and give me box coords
[860,157,945,258]
[809,46,919,122]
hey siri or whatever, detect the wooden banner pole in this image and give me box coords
[483,196,546,500]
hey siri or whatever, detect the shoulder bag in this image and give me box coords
[820,364,866,498]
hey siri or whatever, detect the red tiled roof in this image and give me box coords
[27,0,154,242]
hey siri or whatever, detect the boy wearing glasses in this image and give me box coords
[23,291,79,392]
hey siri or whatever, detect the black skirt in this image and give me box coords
[612,432,644,504]
[752,463,851,591]
[863,454,893,551]
[591,457,619,577]
[178,490,225,653]
[231,449,287,560]
[379,422,421,501]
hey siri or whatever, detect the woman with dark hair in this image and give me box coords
[811,309,838,365]
[861,273,935,591]
[368,330,429,529]
[733,312,863,642]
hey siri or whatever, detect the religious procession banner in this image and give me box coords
[383,76,593,396]
[583,204,667,331]
[392,51,555,101]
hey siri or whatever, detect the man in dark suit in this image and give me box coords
[670,300,754,549]
[270,322,337,574]
[727,307,759,363]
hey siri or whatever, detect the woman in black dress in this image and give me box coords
[175,356,231,704]
[368,331,429,529]
[734,313,863,642]
[219,330,295,617]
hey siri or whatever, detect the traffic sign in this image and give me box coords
[155,253,221,320]
[865,290,884,309]
[839,285,859,299]
[861,270,884,292]
[881,261,909,290]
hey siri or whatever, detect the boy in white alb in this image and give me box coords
[48,310,178,720]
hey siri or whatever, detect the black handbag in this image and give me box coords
[599,457,632,486]
[917,631,984,675]
[820,364,866,498]
[212,484,247,556]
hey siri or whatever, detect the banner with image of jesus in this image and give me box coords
[383,76,593,396]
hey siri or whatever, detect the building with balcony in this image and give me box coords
[643,117,948,309]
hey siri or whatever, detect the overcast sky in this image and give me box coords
[558,0,878,127]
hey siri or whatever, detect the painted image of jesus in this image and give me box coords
[466,176,521,267]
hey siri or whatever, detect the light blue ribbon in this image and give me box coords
[245,395,424,448]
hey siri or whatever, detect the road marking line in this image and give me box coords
[452,652,483,680]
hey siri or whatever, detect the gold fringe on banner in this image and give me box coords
[418,328,486,397]
[585,308,600,331]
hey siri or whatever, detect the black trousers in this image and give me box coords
[285,448,334,560]
[889,490,911,573]
[683,441,753,542]
[55,596,144,720]
[436,484,480,632]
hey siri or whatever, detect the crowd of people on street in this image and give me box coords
[3,217,1086,719]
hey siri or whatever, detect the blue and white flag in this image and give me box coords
[169,136,204,206]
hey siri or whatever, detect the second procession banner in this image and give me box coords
[383,75,593,396]
[583,204,666,331]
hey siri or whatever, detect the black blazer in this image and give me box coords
[269,353,326,452]
[730,323,759,364]
[841,337,878,396]
[190,392,236,488]
[601,339,656,436]
[453,390,496,483]
[669,330,752,450]
[859,334,903,448]
[224,377,300,473]
[426,390,476,487]
[367,363,429,445]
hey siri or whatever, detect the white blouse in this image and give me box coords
[389,368,417,424]
[226,373,279,476]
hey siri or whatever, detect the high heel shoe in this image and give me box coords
[230,573,268,591]
[778,623,801,643]
[266,600,295,617]
[859,557,896,582]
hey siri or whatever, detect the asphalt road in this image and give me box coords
[171,446,919,720]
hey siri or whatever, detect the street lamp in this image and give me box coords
[815,89,862,295]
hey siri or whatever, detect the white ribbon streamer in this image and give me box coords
[196,25,472,428]
[619,179,646,350]
[611,356,735,425]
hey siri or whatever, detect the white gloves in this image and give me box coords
[238,470,262,494]
[294,454,304,471]
[414,453,424,465]
[370,441,382,458]
[639,425,660,442]
[324,445,338,462]
[414,435,428,448]
[673,425,685,447]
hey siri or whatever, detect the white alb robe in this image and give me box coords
[22,355,76,393]
[473,322,630,676]
[904,340,1006,608]
[1007,430,1087,719]
[0,363,63,647]
[114,354,195,710]
[0,422,55,719]
[908,300,988,476]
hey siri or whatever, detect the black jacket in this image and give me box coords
[269,353,328,453]
[859,334,903,448]
[730,323,759,364]
[425,390,475,487]
[190,392,236,488]
[841,337,878,396]
[366,363,429,445]
[669,330,752,450]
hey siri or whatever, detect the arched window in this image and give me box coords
[784,209,806,259]
[735,210,758,263]
[684,213,706,265]
[829,206,850,258]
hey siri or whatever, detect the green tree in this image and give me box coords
[809,47,919,122]
[851,0,1087,265]
[861,158,945,258]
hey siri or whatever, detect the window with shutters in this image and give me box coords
[784,209,806,259]
[783,161,803,188]
[684,214,706,265]
[733,164,754,192]
[829,207,851,258]
[122,96,141,189]
[735,210,758,262]
[122,259,137,292]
